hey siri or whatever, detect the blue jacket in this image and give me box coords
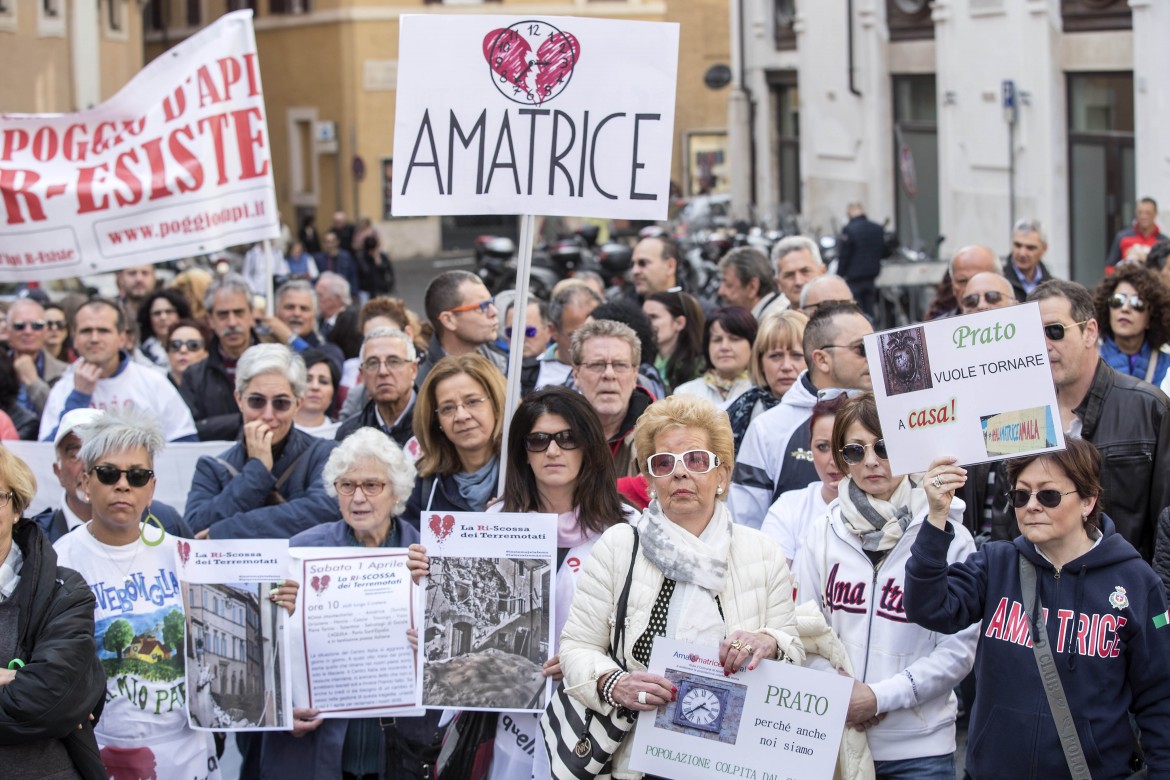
[905,515,1170,780]
[184,428,338,539]
[1099,336,1170,388]
[289,517,420,548]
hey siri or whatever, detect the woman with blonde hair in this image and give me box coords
[725,309,808,454]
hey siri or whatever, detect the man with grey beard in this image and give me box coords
[31,408,189,541]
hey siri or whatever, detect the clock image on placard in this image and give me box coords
[672,680,728,733]
[483,20,581,106]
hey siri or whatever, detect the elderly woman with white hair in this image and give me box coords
[259,427,445,780]
[185,343,338,540]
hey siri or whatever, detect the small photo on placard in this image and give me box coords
[655,669,747,745]
[879,327,933,397]
[981,406,1057,457]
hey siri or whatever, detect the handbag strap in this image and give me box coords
[609,527,640,670]
[1018,553,1092,780]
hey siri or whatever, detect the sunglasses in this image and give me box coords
[45,320,67,331]
[334,480,387,497]
[840,439,888,465]
[447,297,496,314]
[1005,488,1078,509]
[90,465,154,487]
[961,290,1007,310]
[507,325,539,339]
[646,449,721,478]
[822,341,866,358]
[11,320,45,331]
[524,430,580,452]
[168,339,205,353]
[1108,293,1146,312]
[244,394,295,412]
[1043,320,1091,341]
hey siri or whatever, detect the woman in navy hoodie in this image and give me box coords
[906,438,1170,779]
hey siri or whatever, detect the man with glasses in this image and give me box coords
[417,270,507,384]
[6,297,66,416]
[731,302,873,528]
[1027,280,1170,565]
[180,273,271,441]
[335,327,419,447]
[32,409,189,542]
[631,234,681,299]
[958,272,1016,315]
[497,296,549,396]
[570,319,652,477]
[39,299,197,443]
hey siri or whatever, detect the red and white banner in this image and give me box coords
[0,11,279,282]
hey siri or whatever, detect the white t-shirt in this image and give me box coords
[760,482,830,564]
[38,359,198,442]
[55,524,220,780]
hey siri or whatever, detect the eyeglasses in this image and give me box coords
[1005,489,1078,509]
[362,356,412,373]
[0,492,12,508]
[10,320,45,332]
[446,297,496,315]
[90,465,155,487]
[507,326,539,339]
[839,440,888,465]
[1043,320,1091,341]
[961,290,1007,310]
[436,396,488,418]
[44,320,67,331]
[578,361,635,375]
[334,480,387,497]
[646,449,721,478]
[244,394,295,413]
[817,388,866,402]
[524,430,580,452]
[1108,293,1146,312]
[168,339,205,353]
[822,342,867,358]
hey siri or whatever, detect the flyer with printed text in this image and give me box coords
[864,302,1064,474]
[290,546,421,718]
[628,639,852,780]
[419,511,556,713]
[174,538,292,731]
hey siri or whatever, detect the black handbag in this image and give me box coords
[541,527,640,780]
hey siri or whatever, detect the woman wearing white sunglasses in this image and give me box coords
[559,394,803,779]
[792,392,978,780]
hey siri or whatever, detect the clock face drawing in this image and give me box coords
[483,20,581,106]
[672,680,727,733]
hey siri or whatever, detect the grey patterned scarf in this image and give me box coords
[637,499,731,593]
[836,475,926,552]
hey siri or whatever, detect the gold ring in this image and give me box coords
[730,640,743,649]
[743,644,753,654]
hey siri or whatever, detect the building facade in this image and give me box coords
[733,0,1169,283]
[145,0,732,257]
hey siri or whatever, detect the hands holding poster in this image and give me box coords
[864,302,1064,474]
[419,511,556,713]
[628,639,852,780]
[174,538,292,731]
[393,15,679,220]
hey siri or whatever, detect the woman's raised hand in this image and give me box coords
[406,544,430,584]
[923,456,966,528]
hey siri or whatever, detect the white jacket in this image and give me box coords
[792,497,978,763]
[559,517,805,779]
[672,375,753,407]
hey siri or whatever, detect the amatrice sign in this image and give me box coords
[392,15,679,220]
[0,11,279,282]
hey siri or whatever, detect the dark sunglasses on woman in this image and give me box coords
[1005,488,1077,509]
[168,339,205,353]
[840,440,888,465]
[89,465,155,487]
[244,394,295,412]
[524,430,580,452]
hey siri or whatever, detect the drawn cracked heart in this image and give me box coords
[429,513,456,545]
[310,574,331,595]
[483,26,581,105]
[177,540,191,565]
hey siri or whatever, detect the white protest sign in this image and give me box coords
[628,639,851,780]
[864,302,1064,474]
[0,11,279,282]
[290,547,422,718]
[174,538,292,731]
[419,511,556,713]
[392,15,679,219]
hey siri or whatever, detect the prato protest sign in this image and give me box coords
[392,15,679,220]
[0,10,279,282]
[864,302,1064,474]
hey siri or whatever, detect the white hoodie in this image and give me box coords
[792,496,978,763]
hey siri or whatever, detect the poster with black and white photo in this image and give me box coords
[174,539,292,731]
[419,511,556,713]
